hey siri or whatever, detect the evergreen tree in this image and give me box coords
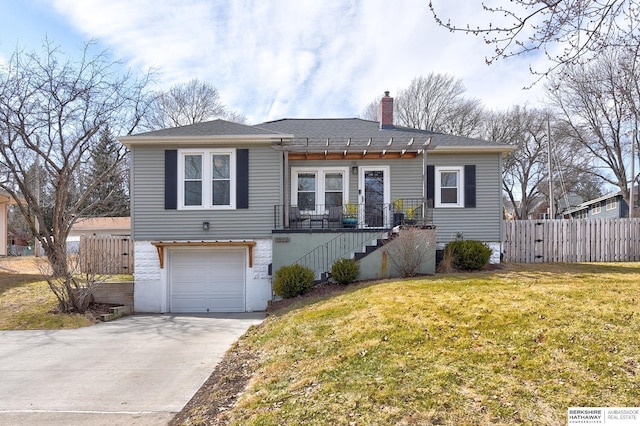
[84,126,130,217]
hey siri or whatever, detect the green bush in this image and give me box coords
[273,264,315,298]
[444,240,492,271]
[331,258,360,285]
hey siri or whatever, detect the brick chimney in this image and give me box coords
[380,91,393,129]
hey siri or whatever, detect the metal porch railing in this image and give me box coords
[273,199,433,230]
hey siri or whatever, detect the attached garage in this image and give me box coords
[168,247,246,313]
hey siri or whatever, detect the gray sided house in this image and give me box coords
[119,93,514,313]
[563,188,638,219]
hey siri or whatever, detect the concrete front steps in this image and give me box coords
[99,305,132,322]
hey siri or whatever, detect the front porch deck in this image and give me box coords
[273,199,433,231]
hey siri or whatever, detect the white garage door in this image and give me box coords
[169,248,246,313]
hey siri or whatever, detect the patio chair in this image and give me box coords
[326,205,343,228]
[289,206,306,228]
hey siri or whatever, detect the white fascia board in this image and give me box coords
[429,145,516,154]
[118,134,294,147]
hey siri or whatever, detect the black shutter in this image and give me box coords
[464,165,476,208]
[165,150,177,210]
[426,165,435,202]
[236,149,249,209]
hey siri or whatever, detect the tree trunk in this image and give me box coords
[42,242,69,278]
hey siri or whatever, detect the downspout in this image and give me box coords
[284,150,290,227]
[499,153,505,259]
[422,137,431,220]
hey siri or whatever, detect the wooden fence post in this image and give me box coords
[79,235,134,274]
[502,218,640,263]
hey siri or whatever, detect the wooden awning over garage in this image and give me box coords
[151,241,257,268]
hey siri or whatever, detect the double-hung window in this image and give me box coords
[435,166,464,208]
[292,167,348,212]
[178,149,236,209]
[606,198,617,211]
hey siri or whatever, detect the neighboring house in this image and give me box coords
[8,230,31,256]
[513,193,583,220]
[119,92,514,313]
[563,188,638,219]
[555,193,584,218]
[0,190,15,256]
[67,217,131,253]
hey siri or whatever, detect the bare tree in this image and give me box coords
[143,78,245,130]
[0,39,151,294]
[484,106,549,219]
[547,48,636,205]
[361,74,485,137]
[429,0,640,79]
[485,106,600,219]
[361,99,379,122]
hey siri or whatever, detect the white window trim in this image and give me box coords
[592,203,602,214]
[291,167,349,212]
[177,148,236,210]
[606,198,617,211]
[435,166,464,208]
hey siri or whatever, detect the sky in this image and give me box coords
[0,0,550,124]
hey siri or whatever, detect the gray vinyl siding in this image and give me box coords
[430,153,502,243]
[131,144,282,240]
[289,152,504,243]
[288,158,423,204]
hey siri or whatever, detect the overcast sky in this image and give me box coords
[0,0,550,124]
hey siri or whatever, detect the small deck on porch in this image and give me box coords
[273,199,433,231]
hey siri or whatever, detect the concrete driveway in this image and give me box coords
[0,313,264,426]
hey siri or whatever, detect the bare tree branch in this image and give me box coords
[429,0,640,81]
[360,73,485,137]
[142,78,245,130]
[547,47,636,204]
[0,39,152,281]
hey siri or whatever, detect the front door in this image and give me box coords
[359,166,390,228]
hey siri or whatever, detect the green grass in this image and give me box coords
[0,273,103,330]
[217,263,640,425]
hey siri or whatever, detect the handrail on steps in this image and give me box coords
[292,229,392,279]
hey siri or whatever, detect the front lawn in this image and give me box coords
[0,256,132,330]
[0,272,95,329]
[177,262,640,426]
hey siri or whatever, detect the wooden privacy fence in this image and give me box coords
[79,235,134,274]
[503,218,640,263]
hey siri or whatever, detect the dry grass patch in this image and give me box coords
[184,262,640,426]
[0,256,96,330]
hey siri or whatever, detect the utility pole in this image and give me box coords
[547,118,554,219]
[631,129,636,218]
[35,137,40,257]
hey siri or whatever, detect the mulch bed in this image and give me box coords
[85,303,122,321]
[49,302,122,322]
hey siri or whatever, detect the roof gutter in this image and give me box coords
[429,145,516,154]
[118,134,295,147]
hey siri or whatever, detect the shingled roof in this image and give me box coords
[257,118,513,155]
[120,117,513,156]
[131,119,282,137]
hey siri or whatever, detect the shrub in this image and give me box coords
[436,249,455,273]
[386,228,436,277]
[331,258,360,285]
[444,240,491,271]
[273,264,315,298]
